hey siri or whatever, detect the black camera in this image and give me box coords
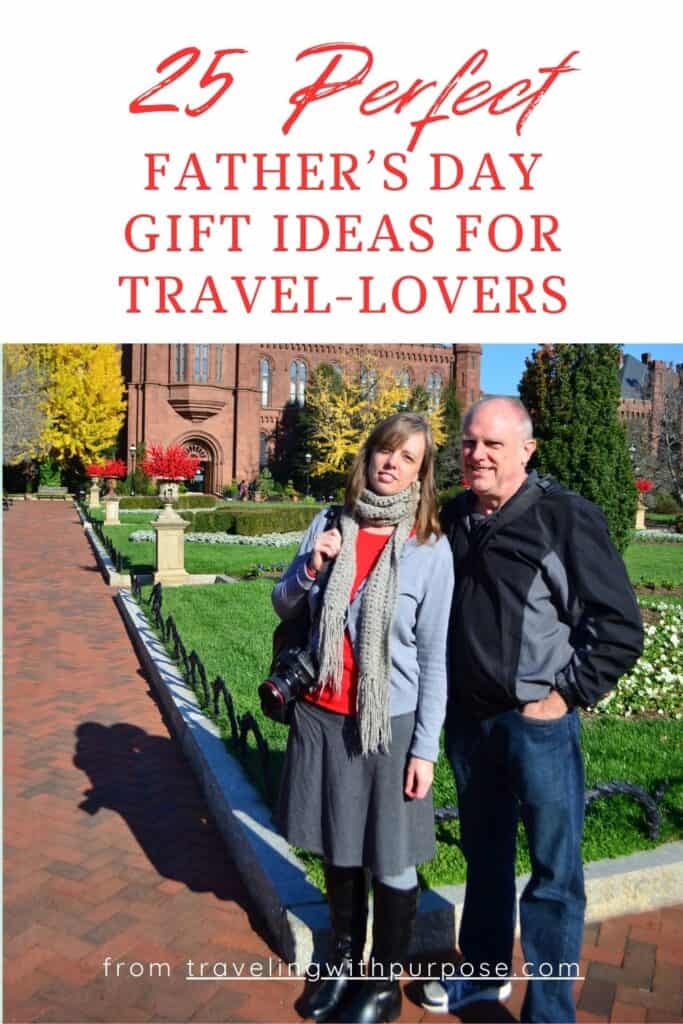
[258,646,319,723]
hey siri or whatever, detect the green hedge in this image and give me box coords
[118,494,218,511]
[119,496,162,509]
[654,493,682,515]
[182,507,236,532]
[175,494,216,509]
[233,506,320,535]
[182,504,321,534]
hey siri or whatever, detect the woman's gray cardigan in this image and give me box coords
[271,510,454,762]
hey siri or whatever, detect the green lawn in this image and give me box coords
[138,580,683,891]
[103,524,298,576]
[624,543,683,586]
[90,509,158,525]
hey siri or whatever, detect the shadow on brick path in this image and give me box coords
[74,721,252,902]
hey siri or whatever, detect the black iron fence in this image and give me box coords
[89,512,125,573]
[137,580,277,804]
[434,774,677,843]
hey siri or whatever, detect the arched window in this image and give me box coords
[360,366,378,400]
[260,358,271,408]
[397,367,411,388]
[427,371,442,410]
[174,345,186,382]
[289,360,307,406]
[194,344,209,383]
[259,432,268,469]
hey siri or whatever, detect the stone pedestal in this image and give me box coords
[104,496,120,526]
[635,502,646,529]
[88,481,101,508]
[153,504,190,586]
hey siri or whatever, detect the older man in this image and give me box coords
[423,397,643,1023]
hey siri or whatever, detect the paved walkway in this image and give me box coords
[4,502,683,1023]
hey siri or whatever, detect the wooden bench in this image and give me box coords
[37,486,70,500]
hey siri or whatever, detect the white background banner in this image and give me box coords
[2,0,681,342]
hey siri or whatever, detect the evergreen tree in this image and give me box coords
[519,344,637,552]
[431,382,462,491]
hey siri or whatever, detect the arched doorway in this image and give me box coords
[173,431,226,495]
[184,440,214,494]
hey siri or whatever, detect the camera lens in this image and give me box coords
[258,679,288,721]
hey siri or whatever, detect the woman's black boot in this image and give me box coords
[297,865,368,1022]
[339,880,419,1024]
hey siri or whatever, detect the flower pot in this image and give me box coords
[158,480,180,503]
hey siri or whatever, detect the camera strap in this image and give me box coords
[271,504,342,667]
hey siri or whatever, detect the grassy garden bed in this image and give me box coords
[99,524,298,576]
[625,542,683,594]
[137,578,683,891]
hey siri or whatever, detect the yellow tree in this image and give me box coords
[305,356,445,477]
[5,344,127,465]
[304,366,366,474]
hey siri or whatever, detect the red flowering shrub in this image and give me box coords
[101,460,127,478]
[86,464,105,478]
[141,444,201,481]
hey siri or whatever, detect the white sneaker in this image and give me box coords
[421,977,512,1014]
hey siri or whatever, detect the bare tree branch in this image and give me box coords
[3,356,48,463]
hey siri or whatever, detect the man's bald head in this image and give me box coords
[461,397,537,512]
[463,397,534,440]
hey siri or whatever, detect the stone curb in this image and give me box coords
[115,586,682,971]
[77,504,134,588]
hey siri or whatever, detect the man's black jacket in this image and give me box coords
[440,474,644,720]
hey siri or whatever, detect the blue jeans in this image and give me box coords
[446,707,586,1024]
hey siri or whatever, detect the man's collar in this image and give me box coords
[471,470,538,518]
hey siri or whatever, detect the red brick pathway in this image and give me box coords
[4,502,683,1023]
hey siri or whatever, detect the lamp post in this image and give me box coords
[304,452,311,497]
[129,445,137,496]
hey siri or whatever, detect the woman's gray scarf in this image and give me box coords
[317,480,420,755]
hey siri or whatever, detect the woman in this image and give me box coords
[272,413,453,1024]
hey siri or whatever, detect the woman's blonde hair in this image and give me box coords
[344,412,440,543]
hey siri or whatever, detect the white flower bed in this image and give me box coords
[633,529,683,542]
[128,529,305,547]
[594,601,683,718]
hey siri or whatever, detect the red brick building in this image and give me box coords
[619,351,683,454]
[122,343,481,492]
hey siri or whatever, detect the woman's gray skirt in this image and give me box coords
[276,700,435,875]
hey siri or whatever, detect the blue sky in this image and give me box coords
[479,344,683,397]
